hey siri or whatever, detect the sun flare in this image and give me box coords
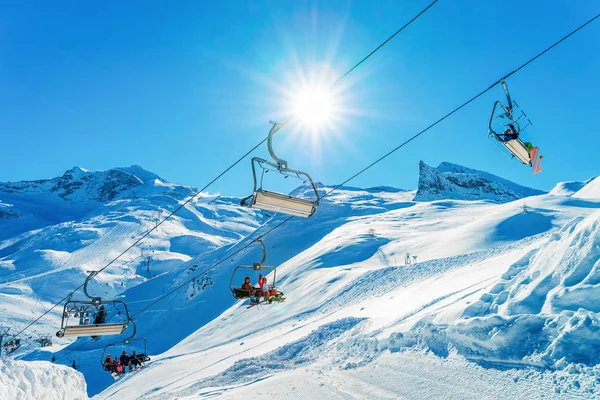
[292,86,336,127]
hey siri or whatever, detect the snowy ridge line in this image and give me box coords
[6,136,268,341]
[319,232,549,316]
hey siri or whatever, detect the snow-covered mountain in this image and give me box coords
[414,161,545,202]
[2,163,600,399]
[0,165,262,353]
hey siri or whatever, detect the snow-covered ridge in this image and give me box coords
[0,165,194,203]
[414,161,545,203]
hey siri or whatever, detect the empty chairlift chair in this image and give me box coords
[488,79,536,166]
[241,121,320,218]
[56,271,130,338]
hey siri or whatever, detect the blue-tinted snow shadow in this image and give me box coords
[312,236,391,268]
[492,212,555,242]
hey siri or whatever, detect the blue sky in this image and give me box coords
[1,0,599,196]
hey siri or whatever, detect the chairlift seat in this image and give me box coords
[502,138,531,165]
[61,323,127,338]
[249,189,317,218]
[232,288,253,299]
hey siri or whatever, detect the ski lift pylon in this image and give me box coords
[229,239,278,300]
[241,121,320,218]
[488,80,535,166]
[56,271,130,338]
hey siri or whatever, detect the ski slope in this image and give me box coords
[94,177,599,399]
[2,165,599,399]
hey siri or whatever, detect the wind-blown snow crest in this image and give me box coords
[0,359,89,400]
[388,210,600,372]
[573,176,600,200]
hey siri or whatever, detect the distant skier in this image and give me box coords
[72,360,77,370]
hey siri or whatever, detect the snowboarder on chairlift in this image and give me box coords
[500,124,519,141]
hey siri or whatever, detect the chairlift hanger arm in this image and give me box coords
[267,120,292,170]
[499,79,514,111]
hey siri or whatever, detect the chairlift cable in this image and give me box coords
[127,10,600,321]
[9,0,439,342]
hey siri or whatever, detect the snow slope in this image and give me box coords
[573,176,600,200]
[93,173,598,399]
[0,166,262,356]
[3,162,599,399]
[0,359,88,400]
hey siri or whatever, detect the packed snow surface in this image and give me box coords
[0,359,88,400]
[2,163,599,399]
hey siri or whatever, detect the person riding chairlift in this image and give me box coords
[261,277,277,299]
[121,350,132,372]
[500,124,519,142]
[241,276,254,294]
[130,350,143,370]
[103,354,116,372]
[115,356,124,374]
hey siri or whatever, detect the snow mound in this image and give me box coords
[394,211,600,367]
[414,161,544,203]
[573,176,600,200]
[0,359,88,400]
[549,180,589,197]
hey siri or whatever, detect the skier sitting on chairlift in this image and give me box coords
[130,351,143,369]
[120,350,132,372]
[500,124,519,142]
[241,276,254,293]
[104,354,116,372]
[115,356,124,374]
[261,277,278,298]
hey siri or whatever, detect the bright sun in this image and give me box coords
[291,86,337,128]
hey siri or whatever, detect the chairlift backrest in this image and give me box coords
[56,272,131,338]
[241,121,320,218]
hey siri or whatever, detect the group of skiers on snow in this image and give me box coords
[240,275,280,304]
[103,350,146,374]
